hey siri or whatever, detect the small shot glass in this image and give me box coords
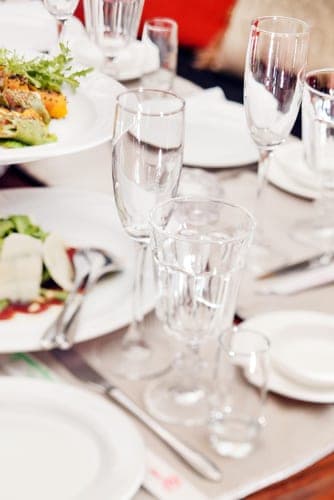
[141,17,178,91]
[209,327,269,459]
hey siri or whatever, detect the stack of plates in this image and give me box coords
[241,310,334,403]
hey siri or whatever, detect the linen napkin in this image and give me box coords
[0,1,57,52]
[256,262,334,295]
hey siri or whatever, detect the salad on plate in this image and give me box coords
[0,44,92,148]
[0,214,75,319]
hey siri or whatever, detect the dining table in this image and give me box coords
[0,69,334,500]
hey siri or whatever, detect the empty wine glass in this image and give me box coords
[145,198,255,425]
[244,16,309,272]
[109,89,185,380]
[293,69,334,254]
[43,0,79,42]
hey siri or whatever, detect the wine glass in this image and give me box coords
[244,16,309,272]
[145,198,255,425]
[109,89,185,380]
[293,69,334,254]
[43,0,79,42]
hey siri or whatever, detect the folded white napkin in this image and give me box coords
[256,262,334,295]
[0,1,57,52]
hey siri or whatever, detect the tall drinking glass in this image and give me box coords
[145,198,255,425]
[294,69,334,253]
[43,0,79,42]
[244,16,309,271]
[110,89,185,380]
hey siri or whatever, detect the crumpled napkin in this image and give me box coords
[256,262,334,295]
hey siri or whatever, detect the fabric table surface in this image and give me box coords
[11,76,334,499]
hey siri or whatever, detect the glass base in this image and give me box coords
[144,370,212,426]
[209,416,260,458]
[107,323,173,380]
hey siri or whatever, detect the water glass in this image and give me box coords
[141,18,178,91]
[109,89,185,380]
[94,0,143,58]
[294,69,334,249]
[209,328,269,458]
[145,198,255,426]
[244,16,309,272]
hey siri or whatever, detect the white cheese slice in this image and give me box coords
[0,233,43,302]
[43,233,74,291]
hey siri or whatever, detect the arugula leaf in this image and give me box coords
[0,215,48,249]
[0,44,93,93]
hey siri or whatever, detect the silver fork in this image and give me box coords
[40,248,122,350]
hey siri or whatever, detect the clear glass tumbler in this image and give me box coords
[209,327,269,458]
[145,198,255,425]
[94,0,142,58]
[141,18,178,91]
[110,89,185,380]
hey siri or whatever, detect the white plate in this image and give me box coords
[241,310,334,403]
[267,141,320,200]
[0,377,145,500]
[0,188,155,352]
[183,100,258,168]
[0,71,123,166]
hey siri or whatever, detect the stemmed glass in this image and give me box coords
[294,69,334,254]
[109,89,185,380]
[244,16,309,272]
[43,0,79,42]
[145,198,255,425]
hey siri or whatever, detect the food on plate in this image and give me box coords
[0,214,74,318]
[0,44,92,147]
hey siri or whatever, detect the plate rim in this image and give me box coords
[0,376,146,500]
[183,100,259,168]
[267,140,319,200]
[0,70,124,166]
[241,309,334,403]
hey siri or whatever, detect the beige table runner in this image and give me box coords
[29,319,333,500]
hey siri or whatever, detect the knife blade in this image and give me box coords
[256,252,334,280]
[52,348,222,483]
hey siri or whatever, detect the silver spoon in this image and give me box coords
[41,247,121,350]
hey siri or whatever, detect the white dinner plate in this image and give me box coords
[267,141,320,200]
[241,310,334,403]
[183,100,258,168]
[0,70,123,166]
[0,377,145,500]
[0,188,156,352]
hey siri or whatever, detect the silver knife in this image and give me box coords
[256,252,334,280]
[52,348,222,483]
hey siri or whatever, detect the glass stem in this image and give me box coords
[56,18,66,41]
[255,147,273,236]
[122,241,147,347]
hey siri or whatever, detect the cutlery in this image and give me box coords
[52,348,222,483]
[41,247,122,350]
[256,252,334,280]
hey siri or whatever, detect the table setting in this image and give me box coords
[0,1,334,499]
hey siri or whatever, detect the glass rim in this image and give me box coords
[144,17,178,31]
[116,88,185,117]
[304,68,334,99]
[149,196,256,245]
[219,327,270,357]
[251,15,310,37]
